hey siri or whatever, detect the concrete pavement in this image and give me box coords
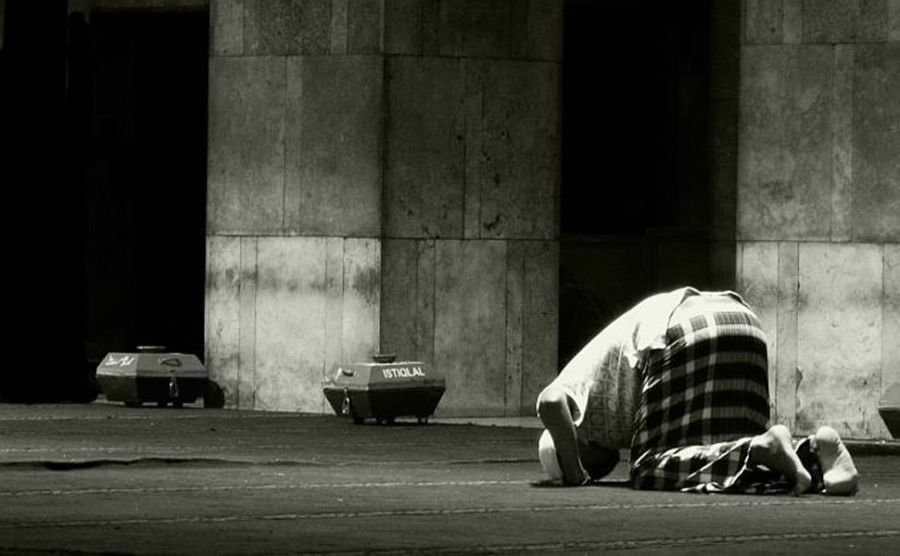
[1,402,898,554]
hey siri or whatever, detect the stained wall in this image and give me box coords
[738,0,900,439]
[207,0,562,414]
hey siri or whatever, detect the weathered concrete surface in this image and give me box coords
[434,240,508,416]
[884,245,900,398]
[471,60,559,240]
[802,0,892,43]
[284,56,383,237]
[384,57,466,239]
[384,0,561,61]
[737,242,781,420]
[210,0,242,56]
[0,404,897,554]
[243,0,331,55]
[738,5,900,439]
[205,0,561,417]
[739,241,895,437]
[738,45,834,241]
[797,244,885,438]
[207,56,285,234]
[852,44,900,242]
[744,0,785,45]
[205,237,379,412]
[381,239,555,417]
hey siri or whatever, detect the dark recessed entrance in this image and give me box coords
[560,0,724,366]
[85,10,208,367]
[0,4,208,401]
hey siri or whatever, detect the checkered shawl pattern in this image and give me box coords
[630,302,770,492]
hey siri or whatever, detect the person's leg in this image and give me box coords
[537,386,588,485]
[748,424,812,495]
[631,294,778,492]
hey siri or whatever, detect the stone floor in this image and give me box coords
[0,403,898,555]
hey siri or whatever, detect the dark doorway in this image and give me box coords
[0,4,209,402]
[559,0,719,366]
[85,10,208,368]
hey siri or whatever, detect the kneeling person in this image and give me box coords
[537,287,858,495]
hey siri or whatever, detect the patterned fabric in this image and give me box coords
[630,296,772,491]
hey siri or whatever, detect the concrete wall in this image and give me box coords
[738,0,900,439]
[379,1,562,416]
[206,0,562,414]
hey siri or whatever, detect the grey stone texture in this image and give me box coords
[347,0,382,54]
[738,45,833,241]
[244,0,332,55]
[796,243,886,438]
[384,57,467,239]
[384,0,561,60]
[211,0,243,56]
[745,0,784,44]
[205,0,563,416]
[738,0,900,438]
[471,60,559,240]
[803,0,891,43]
[380,239,556,417]
[852,44,900,242]
[206,236,380,413]
[207,57,285,234]
[284,56,383,237]
[885,245,900,397]
[743,0,898,44]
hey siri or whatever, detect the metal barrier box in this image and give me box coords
[97,350,208,408]
[322,361,444,424]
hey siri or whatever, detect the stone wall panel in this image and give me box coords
[285,56,383,237]
[852,44,900,242]
[244,0,331,55]
[797,243,884,437]
[207,57,285,234]
[205,236,241,407]
[476,60,559,240]
[434,240,507,415]
[738,46,832,241]
[253,238,328,412]
[385,57,466,239]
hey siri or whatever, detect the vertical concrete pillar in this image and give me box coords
[207,0,382,412]
[206,0,562,416]
[738,0,900,439]
[380,0,563,416]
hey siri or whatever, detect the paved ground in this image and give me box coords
[1,403,898,555]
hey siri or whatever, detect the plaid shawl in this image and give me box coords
[630,297,772,492]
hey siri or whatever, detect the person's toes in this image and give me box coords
[815,426,859,496]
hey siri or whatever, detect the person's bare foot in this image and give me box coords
[814,426,859,496]
[749,425,812,495]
